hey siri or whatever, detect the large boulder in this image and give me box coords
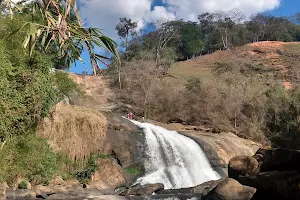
[33,185,55,196]
[104,113,145,169]
[238,171,300,200]
[203,178,256,200]
[228,156,260,180]
[253,148,300,172]
[121,183,164,196]
[91,158,126,189]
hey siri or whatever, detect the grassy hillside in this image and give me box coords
[167,41,300,88]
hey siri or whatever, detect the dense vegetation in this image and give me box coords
[116,11,300,63]
[0,0,117,184]
[110,11,300,149]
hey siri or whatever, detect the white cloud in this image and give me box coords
[162,0,281,21]
[79,0,281,40]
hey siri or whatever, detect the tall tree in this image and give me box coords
[115,18,138,50]
[213,10,245,49]
[178,21,204,59]
[152,20,182,62]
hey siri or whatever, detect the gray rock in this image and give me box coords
[6,189,36,200]
[121,183,164,196]
[47,193,75,199]
[203,178,256,200]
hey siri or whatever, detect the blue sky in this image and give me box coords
[69,0,299,74]
[265,0,300,16]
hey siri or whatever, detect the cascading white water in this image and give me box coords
[131,120,221,189]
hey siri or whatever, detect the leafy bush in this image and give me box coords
[0,42,57,139]
[124,165,144,177]
[265,87,300,149]
[18,180,28,189]
[0,135,61,185]
[53,71,84,99]
[74,154,111,183]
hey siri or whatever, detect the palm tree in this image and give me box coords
[4,0,119,75]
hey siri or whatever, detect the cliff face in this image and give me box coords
[68,73,116,112]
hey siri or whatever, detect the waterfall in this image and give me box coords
[131,120,221,189]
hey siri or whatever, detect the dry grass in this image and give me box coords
[167,42,300,89]
[37,102,108,164]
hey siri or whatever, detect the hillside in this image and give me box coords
[168,41,300,88]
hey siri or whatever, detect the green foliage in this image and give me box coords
[0,41,56,138]
[178,22,204,59]
[265,87,300,149]
[53,71,84,99]
[124,165,144,177]
[18,180,28,189]
[74,154,110,183]
[0,135,61,184]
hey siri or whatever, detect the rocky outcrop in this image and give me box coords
[120,183,164,196]
[181,132,261,169]
[104,113,145,169]
[228,156,260,180]
[2,177,127,200]
[91,158,126,190]
[6,189,36,199]
[68,73,116,112]
[148,121,261,170]
[229,148,300,200]
[203,178,256,200]
[239,171,300,200]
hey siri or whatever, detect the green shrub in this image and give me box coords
[265,86,300,149]
[53,71,84,99]
[74,154,110,183]
[0,42,57,139]
[124,165,144,177]
[18,180,28,189]
[0,135,61,184]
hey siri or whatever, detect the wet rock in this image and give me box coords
[126,193,202,200]
[197,179,225,196]
[156,123,261,168]
[122,183,164,196]
[6,189,36,200]
[47,193,75,199]
[239,171,300,200]
[105,114,145,169]
[89,180,115,195]
[203,178,256,200]
[82,188,104,196]
[156,178,225,196]
[228,156,260,179]
[91,195,127,200]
